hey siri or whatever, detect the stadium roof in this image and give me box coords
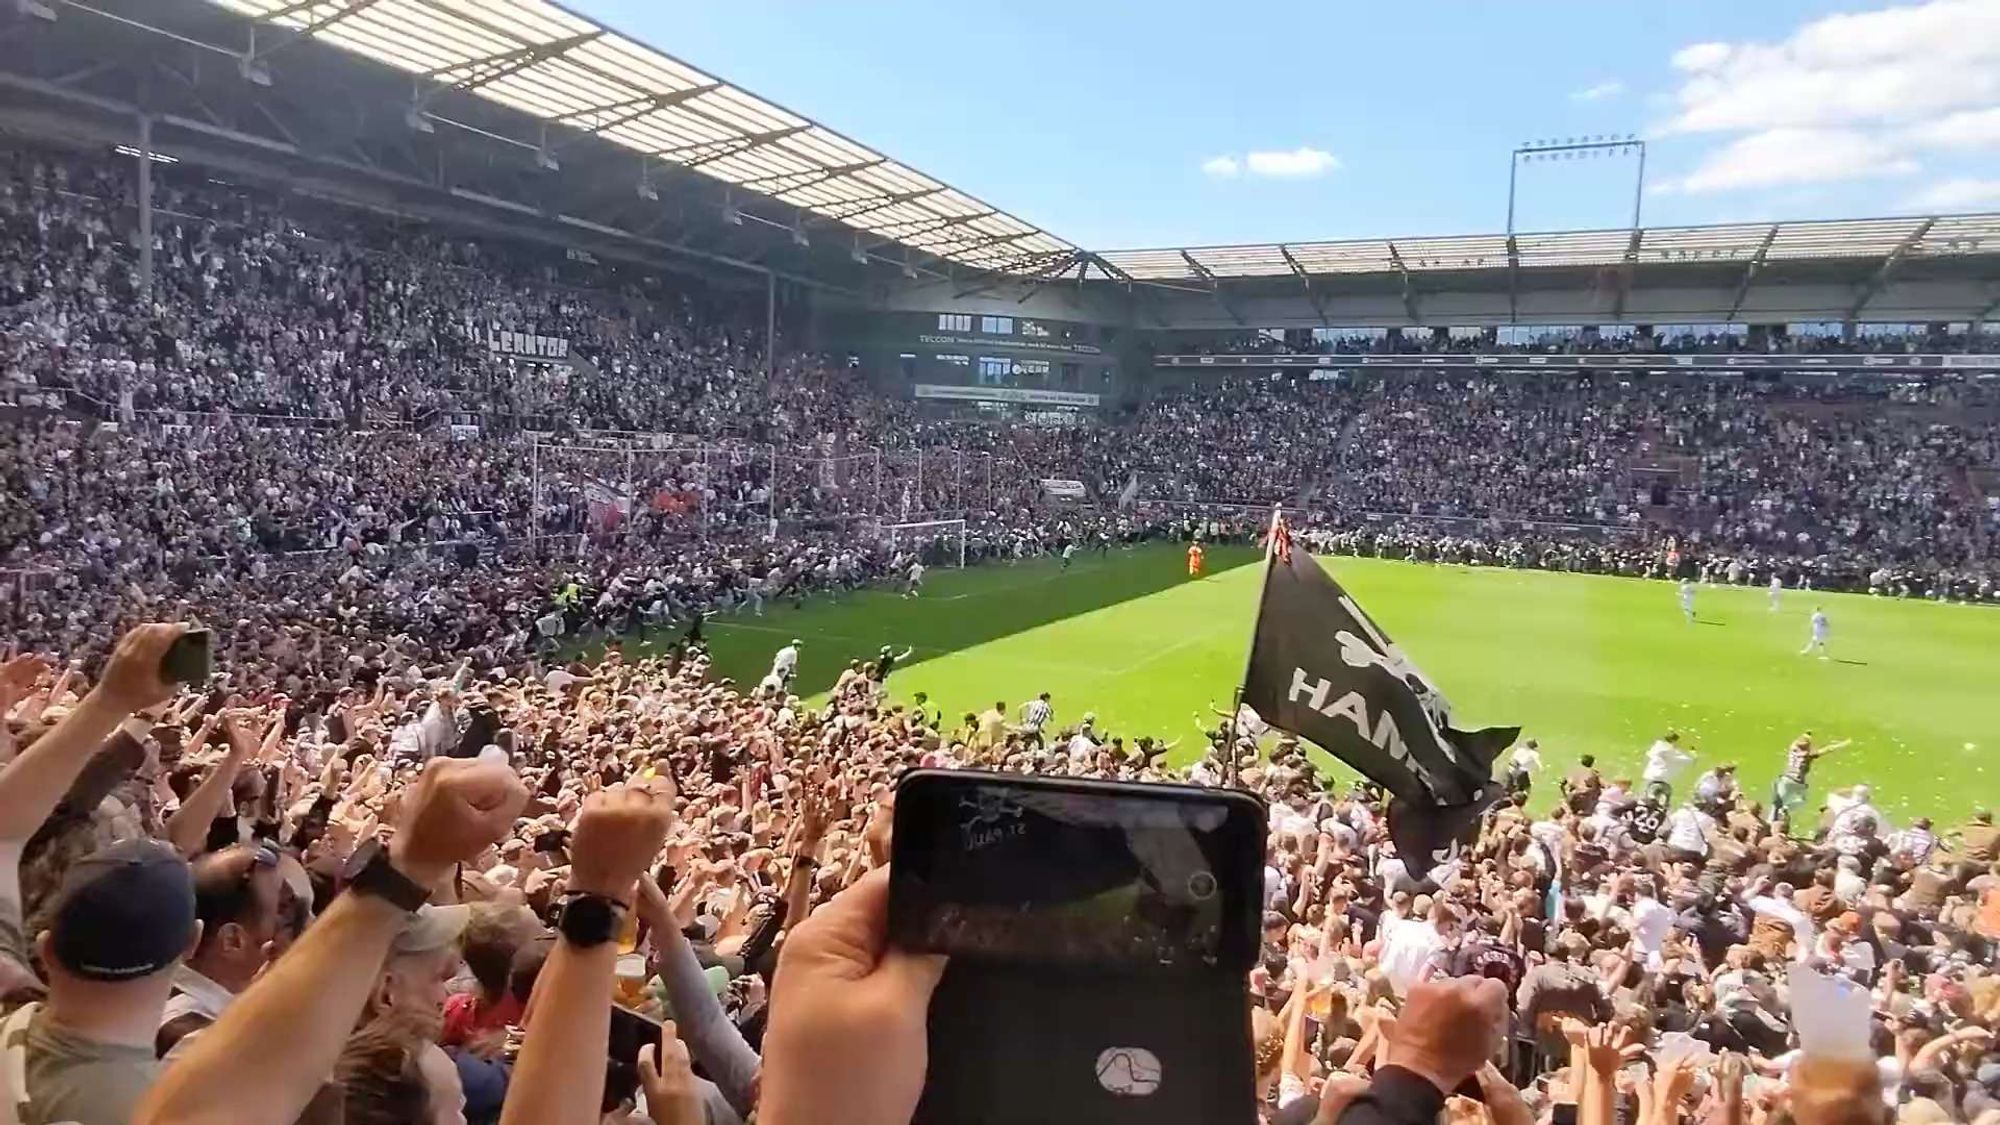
[210,0,1075,274]
[1086,214,2000,282]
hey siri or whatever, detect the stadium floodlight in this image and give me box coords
[1507,134,1647,234]
[404,107,435,134]
[850,238,869,265]
[721,205,743,226]
[790,225,810,248]
[238,55,272,87]
[535,149,561,173]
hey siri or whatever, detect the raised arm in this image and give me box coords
[639,874,760,1115]
[164,713,256,857]
[136,758,526,1125]
[0,625,181,842]
[501,780,674,1125]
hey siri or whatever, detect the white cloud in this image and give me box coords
[1671,42,1733,72]
[1906,177,2000,208]
[1655,0,2000,196]
[1571,81,1626,102]
[1669,128,1919,193]
[1661,0,2000,135]
[1910,106,2000,149]
[1244,147,1341,178]
[1201,147,1341,180]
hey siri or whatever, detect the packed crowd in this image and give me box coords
[2,135,1999,1125]
[1173,328,2000,357]
[0,596,1995,1125]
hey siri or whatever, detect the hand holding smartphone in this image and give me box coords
[888,770,1266,1125]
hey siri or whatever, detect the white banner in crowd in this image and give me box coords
[482,324,571,360]
[913,383,1100,407]
[1040,479,1089,500]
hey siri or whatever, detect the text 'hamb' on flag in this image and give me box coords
[1239,519,1517,876]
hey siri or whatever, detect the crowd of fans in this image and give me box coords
[2,137,1998,1124]
[1172,327,2000,357]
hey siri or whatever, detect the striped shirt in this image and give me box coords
[1783,744,1813,783]
[1020,699,1052,731]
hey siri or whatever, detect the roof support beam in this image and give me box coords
[555,84,723,135]
[1278,245,1330,327]
[812,187,944,225]
[657,124,810,168]
[951,250,1077,299]
[1726,224,1780,322]
[868,210,994,241]
[1504,235,1520,324]
[1846,217,1934,321]
[1610,228,1643,320]
[245,0,387,63]
[742,158,885,196]
[1386,241,1421,324]
[1181,250,1246,326]
[419,31,602,100]
[920,229,1036,259]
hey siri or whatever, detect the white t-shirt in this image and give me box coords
[1644,741,1694,783]
[1628,896,1675,968]
[1664,807,1713,855]
[1377,914,1443,996]
[545,669,581,692]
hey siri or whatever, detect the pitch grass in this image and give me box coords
[678,543,1998,825]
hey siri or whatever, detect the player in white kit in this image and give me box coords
[1678,579,1697,623]
[903,559,925,598]
[1768,574,1783,611]
[771,639,801,688]
[1801,607,1830,658]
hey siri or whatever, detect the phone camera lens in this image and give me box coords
[1186,871,1217,900]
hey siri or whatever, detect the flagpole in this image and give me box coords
[1226,505,1284,789]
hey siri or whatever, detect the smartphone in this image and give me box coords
[604,1004,659,1113]
[159,629,213,686]
[889,770,1266,1125]
[889,769,1265,973]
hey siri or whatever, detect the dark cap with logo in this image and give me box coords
[50,838,197,981]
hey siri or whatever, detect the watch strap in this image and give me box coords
[349,842,431,913]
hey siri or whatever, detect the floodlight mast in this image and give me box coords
[1505,136,1648,235]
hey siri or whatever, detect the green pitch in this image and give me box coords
[687,543,1998,824]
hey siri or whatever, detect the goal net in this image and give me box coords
[880,518,968,569]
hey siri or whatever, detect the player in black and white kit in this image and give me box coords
[1017,691,1054,748]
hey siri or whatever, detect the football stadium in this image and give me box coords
[2,1,1999,1122]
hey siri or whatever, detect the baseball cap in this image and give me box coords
[50,839,197,982]
[392,904,472,956]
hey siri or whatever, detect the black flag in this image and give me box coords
[1241,520,1517,876]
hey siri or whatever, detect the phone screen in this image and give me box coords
[604,1005,659,1112]
[890,771,1263,973]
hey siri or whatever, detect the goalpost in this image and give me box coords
[880,518,968,569]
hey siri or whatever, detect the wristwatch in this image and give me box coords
[340,839,431,913]
[556,892,629,949]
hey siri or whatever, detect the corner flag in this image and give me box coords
[1240,515,1516,875]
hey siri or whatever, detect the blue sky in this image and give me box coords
[570,0,2000,250]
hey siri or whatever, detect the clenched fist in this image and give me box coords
[1382,977,1507,1096]
[567,780,676,904]
[390,757,530,889]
